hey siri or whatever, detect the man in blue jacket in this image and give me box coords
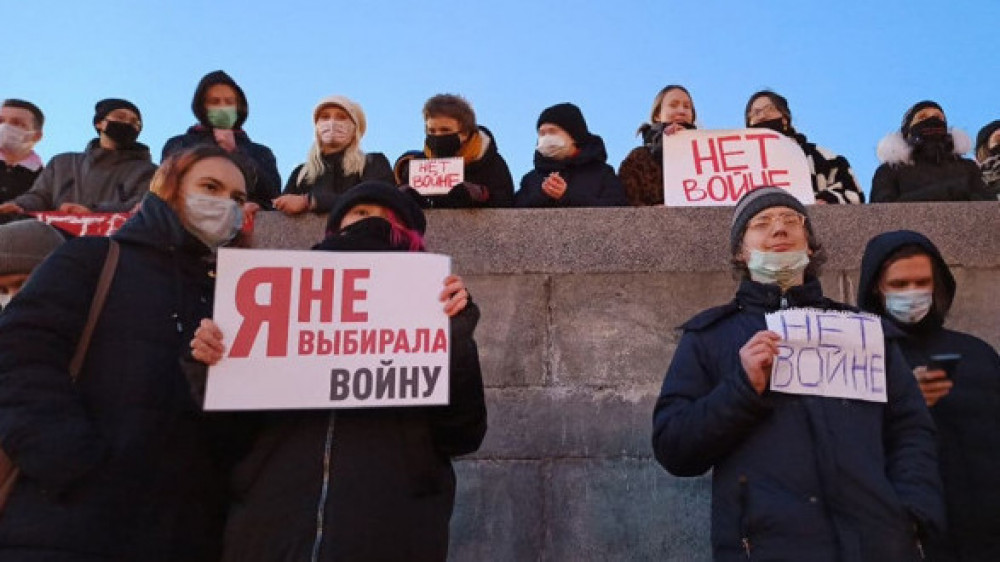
[652,186,944,561]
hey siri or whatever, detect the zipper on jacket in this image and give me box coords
[739,475,752,560]
[310,412,336,562]
[779,295,789,309]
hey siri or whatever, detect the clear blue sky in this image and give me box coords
[6,0,997,200]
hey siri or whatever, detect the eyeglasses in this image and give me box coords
[747,212,806,231]
[748,103,778,121]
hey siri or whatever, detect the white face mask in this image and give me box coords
[537,133,571,159]
[317,118,354,146]
[746,249,810,289]
[0,123,34,154]
[182,192,243,250]
[884,289,934,324]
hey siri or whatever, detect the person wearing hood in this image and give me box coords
[858,230,1000,561]
[0,99,46,207]
[274,95,394,215]
[618,84,697,206]
[0,144,253,560]
[162,70,281,213]
[394,93,514,208]
[0,98,156,215]
[871,101,992,202]
[190,181,487,561]
[652,186,944,561]
[0,219,64,311]
[744,90,864,204]
[974,120,1000,198]
[515,102,626,208]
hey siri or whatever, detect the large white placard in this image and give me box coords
[204,248,451,410]
[662,128,815,206]
[765,308,887,403]
[408,157,464,196]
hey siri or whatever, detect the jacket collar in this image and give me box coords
[734,276,826,313]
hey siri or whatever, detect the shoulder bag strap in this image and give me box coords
[68,239,120,380]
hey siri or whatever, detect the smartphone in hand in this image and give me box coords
[927,353,962,379]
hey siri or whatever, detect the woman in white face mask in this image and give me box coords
[273,95,395,216]
[0,144,252,561]
[514,102,627,208]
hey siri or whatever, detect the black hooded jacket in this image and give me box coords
[858,230,1000,561]
[162,71,281,208]
[515,134,627,207]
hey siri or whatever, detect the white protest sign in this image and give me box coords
[765,308,887,403]
[408,157,464,196]
[204,248,451,411]
[662,128,815,206]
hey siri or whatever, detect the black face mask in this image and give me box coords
[989,145,1000,158]
[425,133,462,157]
[102,121,140,147]
[908,117,948,143]
[314,217,410,253]
[751,117,786,134]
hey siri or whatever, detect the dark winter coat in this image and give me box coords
[13,140,155,212]
[222,218,487,562]
[652,277,945,561]
[787,131,864,204]
[283,151,394,213]
[162,126,280,209]
[0,194,248,561]
[0,155,41,204]
[394,126,515,208]
[871,132,992,202]
[515,135,627,207]
[858,230,1000,561]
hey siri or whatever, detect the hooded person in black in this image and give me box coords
[858,230,1000,561]
[515,102,626,207]
[162,70,281,210]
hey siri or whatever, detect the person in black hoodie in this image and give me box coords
[515,102,626,207]
[191,181,487,561]
[858,230,1000,561]
[0,144,253,561]
[394,93,514,208]
[274,95,394,215]
[162,70,281,213]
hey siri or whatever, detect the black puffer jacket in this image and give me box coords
[871,132,992,202]
[0,194,248,561]
[653,277,945,561]
[283,152,394,213]
[858,230,1000,561]
[222,218,487,562]
[515,135,627,207]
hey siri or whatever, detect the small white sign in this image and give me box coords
[204,248,451,411]
[662,128,815,206]
[408,157,464,196]
[766,308,887,403]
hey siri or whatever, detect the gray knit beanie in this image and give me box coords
[730,186,811,253]
[0,220,65,274]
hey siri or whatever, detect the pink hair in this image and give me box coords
[383,209,425,252]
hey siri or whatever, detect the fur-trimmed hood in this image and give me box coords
[876,128,973,165]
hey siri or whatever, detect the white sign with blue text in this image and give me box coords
[765,308,887,403]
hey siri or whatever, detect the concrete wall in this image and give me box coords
[254,202,1000,562]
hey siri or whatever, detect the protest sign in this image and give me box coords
[662,128,815,206]
[765,308,887,403]
[408,157,464,196]
[204,248,451,410]
[31,212,132,236]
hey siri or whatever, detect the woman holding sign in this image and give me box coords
[618,84,698,206]
[193,181,487,562]
[0,145,252,561]
[274,95,395,215]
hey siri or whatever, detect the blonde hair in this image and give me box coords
[297,95,367,186]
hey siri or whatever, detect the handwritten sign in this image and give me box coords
[766,308,887,403]
[204,248,451,410]
[31,212,132,237]
[408,157,464,196]
[662,129,815,206]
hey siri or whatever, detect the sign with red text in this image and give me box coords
[31,212,133,237]
[766,308,887,403]
[408,157,464,196]
[204,248,451,410]
[662,129,815,206]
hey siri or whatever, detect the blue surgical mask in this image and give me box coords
[747,250,810,289]
[884,289,933,324]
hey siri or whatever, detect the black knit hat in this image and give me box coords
[976,120,1000,155]
[744,90,791,126]
[326,181,427,235]
[730,186,811,252]
[901,100,944,136]
[537,102,592,144]
[93,98,141,126]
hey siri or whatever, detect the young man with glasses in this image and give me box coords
[652,186,944,560]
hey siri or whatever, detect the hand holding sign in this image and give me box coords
[739,330,782,394]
